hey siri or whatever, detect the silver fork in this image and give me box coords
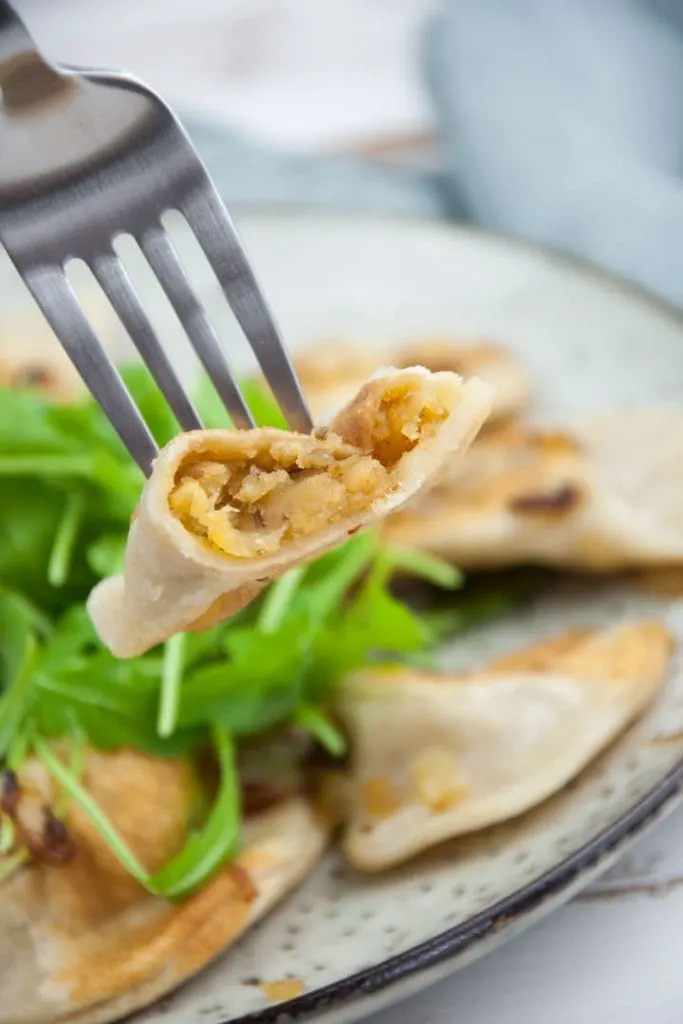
[0,2,311,476]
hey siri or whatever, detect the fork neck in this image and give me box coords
[0,1,66,110]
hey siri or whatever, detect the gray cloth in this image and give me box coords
[425,0,683,304]
[187,0,683,306]
[185,121,450,219]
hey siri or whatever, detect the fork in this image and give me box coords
[0,1,312,476]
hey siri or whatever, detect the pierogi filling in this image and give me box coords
[169,376,449,558]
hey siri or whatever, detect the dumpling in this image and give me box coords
[396,340,531,424]
[0,297,115,402]
[386,409,683,572]
[89,367,493,657]
[294,344,382,425]
[334,620,672,871]
[0,748,327,1024]
[295,338,531,424]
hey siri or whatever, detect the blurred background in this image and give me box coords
[14,0,683,304]
[17,0,436,160]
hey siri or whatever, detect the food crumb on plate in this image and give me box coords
[260,978,306,1001]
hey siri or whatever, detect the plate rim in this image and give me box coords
[232,204,683,332]
[163,209,683,1023]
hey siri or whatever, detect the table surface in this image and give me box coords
[368,807,683,1024]
[14,2,683,1020]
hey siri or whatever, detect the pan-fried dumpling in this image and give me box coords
[397,340,531,423]
[335,621,671,871]
[0,298,115,402]
[294,344,382,425]
[295,339,531,424]
[386,409,683,572]
[0,748,327,1024]
[89,367,493,657]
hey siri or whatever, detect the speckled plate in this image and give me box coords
[4,212,683,1024]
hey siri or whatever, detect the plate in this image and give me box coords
[3,212,683,1024]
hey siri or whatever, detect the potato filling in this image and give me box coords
[334,377,450,466]
[168,377,449,558]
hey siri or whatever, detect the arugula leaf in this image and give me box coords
[195,374,287,430]
[171,534,451,744]
[0,388,79,454]
[1,480,71,605]
[298,531,379,623]
[86,534,126,578]
[303,581,428,700]
[178,615,311,735]
[257,567,305,634]
[0,587,51,641]
[120,364,179,446]
[238,379,289,430]
[38,606,97,670]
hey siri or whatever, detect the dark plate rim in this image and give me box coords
[234,762,683,1023]
[211,210,683,1023]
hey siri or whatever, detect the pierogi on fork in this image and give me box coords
[89,367,493,656]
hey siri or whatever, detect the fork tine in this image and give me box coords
[91,250,203,433]
[138,225,255,429]
[23,265,158,475]
[183,190,313,433]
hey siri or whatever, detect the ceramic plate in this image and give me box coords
[3,212,683,1024]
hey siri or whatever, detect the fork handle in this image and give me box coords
[0,1,68,109]
[0,1,41,79]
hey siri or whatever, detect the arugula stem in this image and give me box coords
[35,674,135,713]
[311,531,378,620]
[7,727,30,774]
[56,726,87,817]
[381,544,463,590]
[48,492,84,587]
[35,728,240,901]
[0,816,15,855]
[293,704,347,757]
[34,737,151,886]
[147,724,239,899]
[0,455,95,476]
[0,634,36,766]
[0,590,52,639]
[258,568,305,634]
[157,633,186,738]
[0,849,28,883]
